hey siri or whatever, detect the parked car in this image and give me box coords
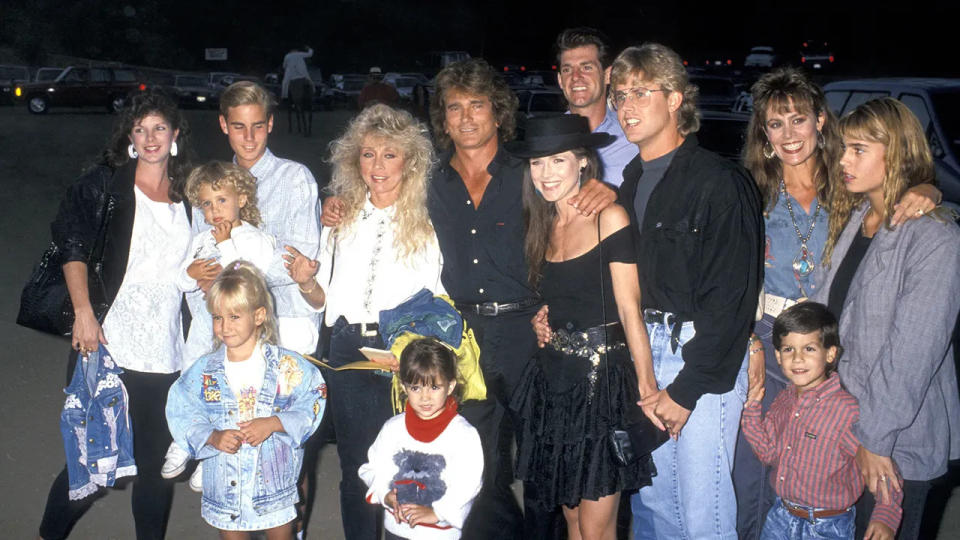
[34,67,63,82]
[690,75,741,111]
[1,64,30,104]
[744,46,777,68]
[14,65,146,114]
[515,87,566,125]
[696,110,750,161]
[824,78,960,206]
[172,73,216,108]
[383,72,421,100]
[799,40,834,70]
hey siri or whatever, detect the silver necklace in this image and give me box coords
[780,179,821,278]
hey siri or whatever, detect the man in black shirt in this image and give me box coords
[611,44,763,539]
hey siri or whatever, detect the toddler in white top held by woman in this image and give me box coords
[165,262,325,539]
[164,161,277,485]
[360,337,483,540]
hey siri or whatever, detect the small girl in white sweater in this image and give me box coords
[360,337,483,540]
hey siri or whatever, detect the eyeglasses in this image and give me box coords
[611,87,669,110]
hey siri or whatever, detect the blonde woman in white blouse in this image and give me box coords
[285,104,444,540]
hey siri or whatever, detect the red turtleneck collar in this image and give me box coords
[405,396,458,442]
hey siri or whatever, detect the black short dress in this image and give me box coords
[511,225,656,510]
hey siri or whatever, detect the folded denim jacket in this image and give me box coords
[166,343,326,520]
[60,343,137,500]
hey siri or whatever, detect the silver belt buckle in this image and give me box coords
[490,302,500,316]
[360,322,377,337]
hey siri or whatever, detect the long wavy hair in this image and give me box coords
[744,67,840,212]
[185,161,262,227]
[609,43,700,137]
[326,104,435,260]
[98,90,191,202]
[430,58,519,150]
[522,148,601,288]
[822,97,937,266]
[206,261,279,349]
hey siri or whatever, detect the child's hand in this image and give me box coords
[384,489,402,523]
[207,429,244,454]
[212,221,234,243]
[531,305,551,348]
[747,381,765,404]
[398,503,439,527]
[864,520,895,540]
[237,416,283,446]
[187,258,221,282]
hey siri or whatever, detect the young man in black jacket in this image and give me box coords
[611,43,764,540]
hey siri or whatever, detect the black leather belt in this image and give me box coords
[642,308,687,354]
[455,297,541,317]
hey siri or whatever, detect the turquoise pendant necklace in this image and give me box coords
[780,179,821,278]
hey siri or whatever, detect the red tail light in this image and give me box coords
[829,56,835,62]
[801,57,806,63]
[139,83,146,91]
[803,42,808,48]
[551,65,557,70]
[520,66,526,71]
[727,59,732,65]
[683,60,688,66]
[503,66,509,72]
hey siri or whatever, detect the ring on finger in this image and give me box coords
[916,208,924,216]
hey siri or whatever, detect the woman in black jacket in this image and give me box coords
[37,91,193,540]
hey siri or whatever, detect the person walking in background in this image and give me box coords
[358,67,400,110]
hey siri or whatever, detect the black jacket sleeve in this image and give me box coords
[50,166,113,265]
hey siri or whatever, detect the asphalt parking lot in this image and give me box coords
[1,104,958,539]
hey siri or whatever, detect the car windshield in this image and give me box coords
[931,90,960,158]
[36,69,61,82]
[114,70,137,82]
[177,76,207,87]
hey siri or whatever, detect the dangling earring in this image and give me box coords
[578,167,585,186]
[816,130,825,150]
[170,141,178,157]
[763,141,776,159]
[127,144,138,159]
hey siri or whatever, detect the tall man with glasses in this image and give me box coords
[610,43,763,539]
[554,27,637,187]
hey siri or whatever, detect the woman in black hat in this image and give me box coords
[507,115,660,540]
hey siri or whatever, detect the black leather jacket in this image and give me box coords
[618,135,764,410]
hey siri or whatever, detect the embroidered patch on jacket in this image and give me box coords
[317,383,327,399]
[278,355,304,396]
[202,374,221,402]
[313,398,321,418]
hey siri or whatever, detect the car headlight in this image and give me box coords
[196,95,207,103]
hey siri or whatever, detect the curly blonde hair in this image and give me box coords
[206,261,279,349]
[185,161,262,227]
[327,104,435,259]
[822,98,937,266]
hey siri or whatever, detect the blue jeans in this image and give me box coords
[632,320,748,540]
[325,317,394,540]
[760,498,855,539]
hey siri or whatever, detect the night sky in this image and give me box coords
[3,0,957,78]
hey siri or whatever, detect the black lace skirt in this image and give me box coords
[510,346,656,510]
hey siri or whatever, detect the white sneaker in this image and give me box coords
[189,462,203,493]
[161,442,191,479]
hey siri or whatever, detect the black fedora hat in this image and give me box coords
[505,115,615,158]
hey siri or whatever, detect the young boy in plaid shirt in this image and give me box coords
[741,302,901,539]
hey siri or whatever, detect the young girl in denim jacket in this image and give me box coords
[166,262,325,539]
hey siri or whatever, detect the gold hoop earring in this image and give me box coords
[763,141,776,159]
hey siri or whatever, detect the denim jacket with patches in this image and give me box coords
[60,344,137,500]
[165,343,326,520]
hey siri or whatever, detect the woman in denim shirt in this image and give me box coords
[732,69,941,540]
[166,262,325,538]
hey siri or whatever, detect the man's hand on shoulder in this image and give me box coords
[568,178,616,216]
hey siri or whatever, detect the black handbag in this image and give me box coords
[17,188,114,336]
[597,222,669,466]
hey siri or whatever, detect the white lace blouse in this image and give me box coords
[101,186,191,373]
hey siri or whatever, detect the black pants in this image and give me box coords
[324,317,394,540]
[458,309,545,540]
[855,479,931,540]
[39,365,179,540]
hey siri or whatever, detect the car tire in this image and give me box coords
[28,96,48,114]
[108,95,125,113]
